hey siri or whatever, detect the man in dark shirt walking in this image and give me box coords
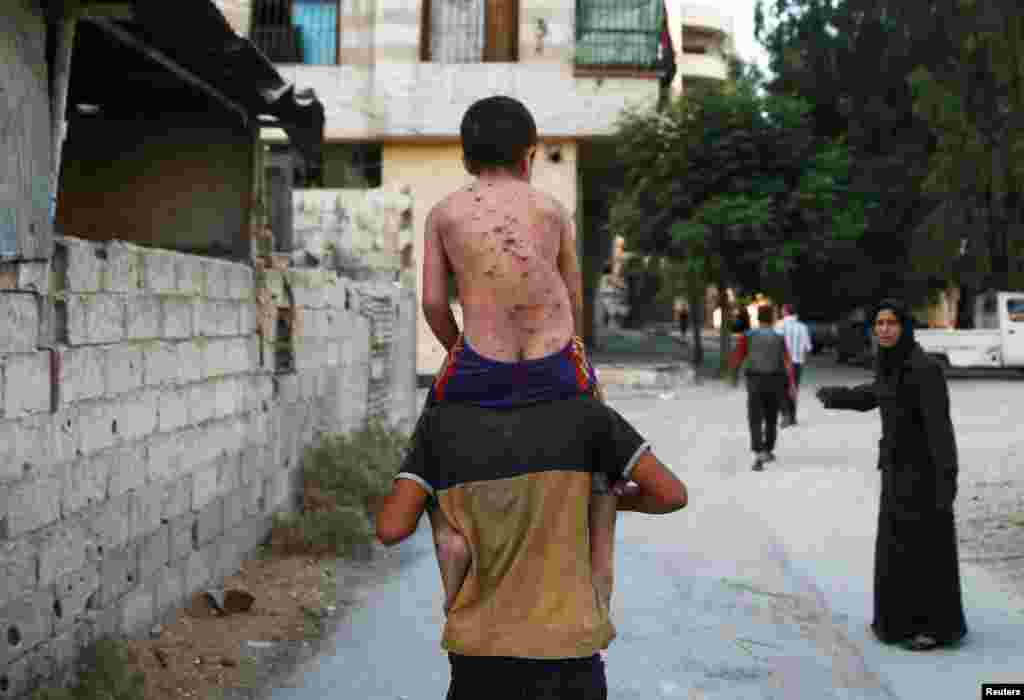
[730,305,797,471]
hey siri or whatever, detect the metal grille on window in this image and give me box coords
[252,0,338,65]
[431,0,486,63]
[575,0,664,69]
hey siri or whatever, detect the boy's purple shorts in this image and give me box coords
[426,334,600,410]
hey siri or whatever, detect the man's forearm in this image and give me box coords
[615,487,684,514]
[425,305,461,351]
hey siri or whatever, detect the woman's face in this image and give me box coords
[875,309,903,348]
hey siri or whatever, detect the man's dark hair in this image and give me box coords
[757,305,775,325]
[460,96,538,175]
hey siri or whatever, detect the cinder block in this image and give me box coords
[191,462,220,511]
[153,562,185,621]
[33,518,92,589]
[105,442,146,499]
[0,590,56,667]
[124,295,162,340]
[161,475,193,522]
[74,400,118,456]
[143,341,182,387]
[132,482,165,539]
[243,410,270,449]
[98,543,139,608]
[238,446,270,486]
[178,340,203,383]
[3,351,51,416]
[196,300,240,337]
[169,514,195,562]
[212,377,241,419]
[186,383,216,425]
[262,469,293,514]
[175,255,206,296]
[102,242,143,293]
[62,453,109,516]
[202,338,230,378]
[0,540,38,610]
[239,301,258,337]
[160,296,196,339]
[229,264,255,301]
[156,388,190,433]
[84,492,133,551]
[276,373,300,405]
[1,464,65,537]
[70,293,125,345]
[138,523,171,582]
[103,344,143,395]
[53,565,100,635]
[184,546,213,593]
[59,346,105,404]
[0,293,38,354]
[194,496,224,547]
[119,586,154,637]
[27,625,76,684]
[146,431,185,484]
[0,643,33,696]
[223,487,248,532]
[204,259,233,300]
[58,237,101,293]
[142,251,177,293]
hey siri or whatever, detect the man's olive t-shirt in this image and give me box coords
[396,394,649,659]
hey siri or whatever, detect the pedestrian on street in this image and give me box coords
[729,305,797,471]
[816,298,967,652]
[376,395,688,699]
[778,304,812,427]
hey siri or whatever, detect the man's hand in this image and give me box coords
[816,386,840,408]
[610,481,639,498]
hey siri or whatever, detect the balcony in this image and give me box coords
[678,51,728,81]
[574,0,668,76]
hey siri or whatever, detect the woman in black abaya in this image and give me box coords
[816,299,967,651]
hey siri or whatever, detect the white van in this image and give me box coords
[916,291,1024,369]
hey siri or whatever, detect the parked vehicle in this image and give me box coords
[917,291,1024,369]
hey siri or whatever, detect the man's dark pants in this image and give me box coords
[782,363,803,421]
[746,372,786,452]
[447,654,607,700]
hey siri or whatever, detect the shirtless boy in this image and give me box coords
[419,95,619,614]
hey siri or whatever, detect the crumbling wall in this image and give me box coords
[0,237,415,697]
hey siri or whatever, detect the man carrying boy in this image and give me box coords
[377,393,688,699]
[417,96,618,614]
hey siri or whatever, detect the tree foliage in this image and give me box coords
[609,69,871,366]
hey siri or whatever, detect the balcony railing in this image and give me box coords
[575,0,665,71]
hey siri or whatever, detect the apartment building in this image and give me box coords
[219,0,685,373]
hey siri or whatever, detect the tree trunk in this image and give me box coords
[688,287,704,371]
[717,281,732,377]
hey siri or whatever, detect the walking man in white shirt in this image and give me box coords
[779,304,812,427]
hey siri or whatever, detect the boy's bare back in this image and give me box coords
[425,177,579,362]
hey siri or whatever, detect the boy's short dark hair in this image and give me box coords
[460,96,538,175]
[757,305,775,325]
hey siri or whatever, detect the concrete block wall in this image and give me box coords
[0,237,415,697]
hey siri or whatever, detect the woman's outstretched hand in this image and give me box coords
[816,386,840,408]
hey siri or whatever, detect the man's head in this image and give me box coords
[460,96,538,179]
[757,305,775,327]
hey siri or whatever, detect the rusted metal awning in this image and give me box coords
[91,0,325,169]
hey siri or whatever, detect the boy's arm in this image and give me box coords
[421,207,460,352]
[555,200,585,338]
[728,334,748,370]
[376,479,430,546]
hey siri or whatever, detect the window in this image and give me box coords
[420,0,519,62]
[575,0,666,71]
[1007,299,1024,324]
[252,0,339,65]
[295,143,382,188]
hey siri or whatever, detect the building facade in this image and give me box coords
[222,0,685,373]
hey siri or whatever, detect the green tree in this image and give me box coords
[609,70,871,373]
[907,1,1024,323]
[754,0,954,308]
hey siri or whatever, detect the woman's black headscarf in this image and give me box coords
[873,298,917,378]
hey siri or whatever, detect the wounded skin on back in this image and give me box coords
[425,179,579,362]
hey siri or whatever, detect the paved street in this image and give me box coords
[270,358,1024,699]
